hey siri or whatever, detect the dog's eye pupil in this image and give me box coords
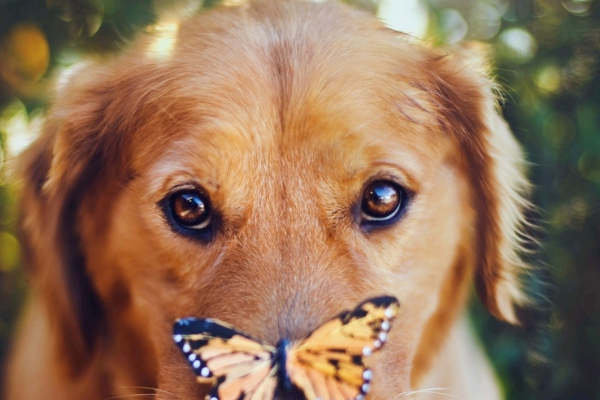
[361,181,402,221]
[171,191,211,229]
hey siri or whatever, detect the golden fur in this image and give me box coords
[5,1,530,399]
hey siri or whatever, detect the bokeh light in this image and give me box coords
[535,64,562,94]
[378,0,430,38]
[146,21,180,60]
[438,8,469,44]
[578,151,600,183]
[497,27,537,63]
[0,100,40,156]
[542,112,576,150]
[0,232,20,273]
[0,23,49,85]
[467,2,501,40]
[561,0,593,16]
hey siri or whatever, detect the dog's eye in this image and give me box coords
[361,180,405,224]
[169,190,212,230]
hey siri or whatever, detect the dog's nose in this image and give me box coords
[274,386,308,400]
[274,394,305,400]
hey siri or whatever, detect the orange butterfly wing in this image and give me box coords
[286,296,400,400]
[173,318,278,400]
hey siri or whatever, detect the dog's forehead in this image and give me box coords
[143,0,439,139]
[141,69,449,203]
[137,2,455,199]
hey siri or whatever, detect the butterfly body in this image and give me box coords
[274,339,293,393]
[173,296,399,400]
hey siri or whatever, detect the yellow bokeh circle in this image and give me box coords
[1,23,50,82]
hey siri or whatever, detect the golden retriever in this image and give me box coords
[5,1,531,399]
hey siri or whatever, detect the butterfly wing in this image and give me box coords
[173,318,278,400]
[286,296,400,400]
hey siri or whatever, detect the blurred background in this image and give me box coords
[0,0,598,398]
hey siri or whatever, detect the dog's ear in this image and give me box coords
[427,44,532,324]
[17,62,145,375]
[18,53,205,374]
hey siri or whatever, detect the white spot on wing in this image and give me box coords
[384,307,395,319]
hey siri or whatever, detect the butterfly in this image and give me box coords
[173,295,399,400]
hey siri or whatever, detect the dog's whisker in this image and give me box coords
[108,386,188,400]
[117,386,173,394]
[102,394,157,400]
[397,387,463,399]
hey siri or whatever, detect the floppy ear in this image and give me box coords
[428,45,532,324]
[18,53,201,374]
[17,63,144,375]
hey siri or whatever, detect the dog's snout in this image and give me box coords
[274,288,324,339]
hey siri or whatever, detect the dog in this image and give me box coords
[5,1,531,399]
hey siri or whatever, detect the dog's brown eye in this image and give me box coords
[361,180,404,222]
[170,190,211,230]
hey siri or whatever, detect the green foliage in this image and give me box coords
[1,0,599,398]
[426,1,600,398]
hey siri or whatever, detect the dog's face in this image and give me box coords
[14,1,529,399]
[100,44,473,395]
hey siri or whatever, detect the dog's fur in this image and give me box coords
[5,1,531,399]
